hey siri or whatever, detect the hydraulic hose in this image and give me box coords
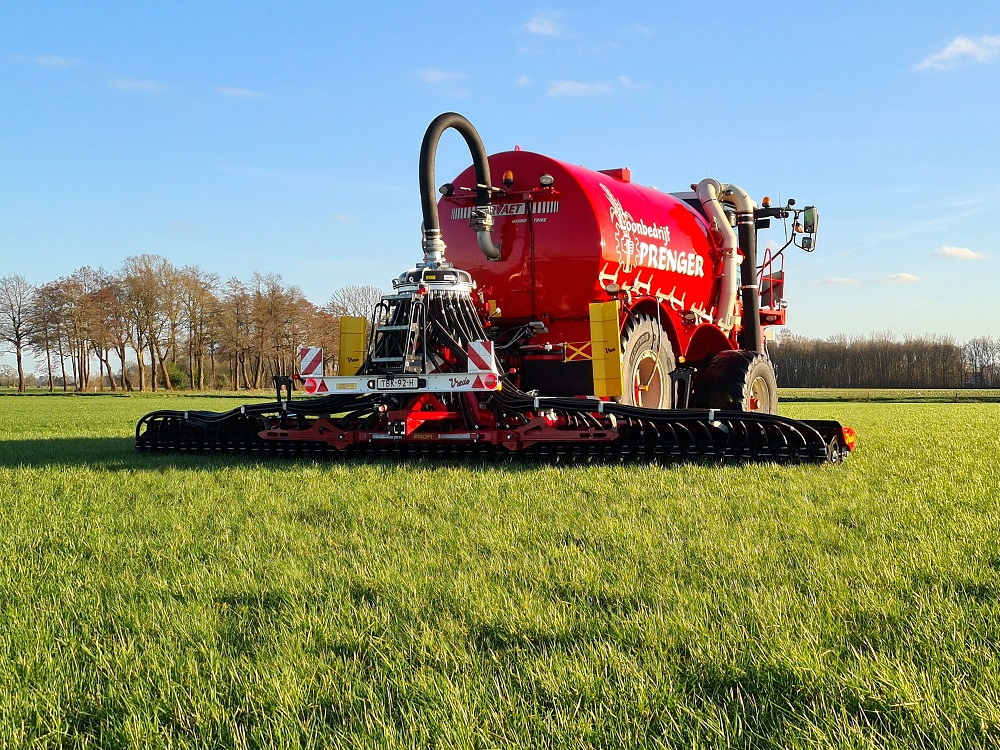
[418,112,500,263]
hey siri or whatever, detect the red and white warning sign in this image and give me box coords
[467,340,495,373]
[298,346,324,378]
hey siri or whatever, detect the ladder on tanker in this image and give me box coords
[368,293,427,374]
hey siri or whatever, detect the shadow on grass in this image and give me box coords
[0,436,604,473]
[0,437,160,469]
[0,437,295,470]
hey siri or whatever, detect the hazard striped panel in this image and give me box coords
[298,346,324,378]
[467,340,496,373]
[339,316,367,376]
[589,301,623,398]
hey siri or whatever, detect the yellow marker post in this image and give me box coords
[588,301,623,397]
[339,316,368,376]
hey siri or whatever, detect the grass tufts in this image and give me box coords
[0,394,998,746]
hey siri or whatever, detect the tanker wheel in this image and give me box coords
[617,313,675,409]
[691,350,778,414]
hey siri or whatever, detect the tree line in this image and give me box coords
[2,266,998,392]
[0,258,382,393]
[770,331,1000,389]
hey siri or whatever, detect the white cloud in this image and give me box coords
[416,68,467,84]
[515,75,532,87]
[824,277,859,285]
[111,79,169,92]
[32,55,80,68]
[523,12,565,37]
[885,273,920,284]
[333,213,353,224]
[617,75,647,90]
[548,80,613,97]
[915,35,1000,70]
[932,245,985,259]
[217,87,266,99]
[547,76,645,97]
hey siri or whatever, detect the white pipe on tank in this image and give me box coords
[720,183,757,215]
[695,178,740,330]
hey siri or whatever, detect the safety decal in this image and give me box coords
[298,346,324,377]
[467,340,496,373]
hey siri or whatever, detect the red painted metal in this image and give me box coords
[441,151,731,363]
[758,245,786,327]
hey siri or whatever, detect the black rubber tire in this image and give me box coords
[617,313,675,409]
[691,350,778,414]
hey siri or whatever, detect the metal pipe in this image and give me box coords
[736,211,761,352]
[719,184,761,352]
[695,179,739,330]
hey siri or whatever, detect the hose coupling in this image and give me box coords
[421,228,447,265]
[468,205,494,234]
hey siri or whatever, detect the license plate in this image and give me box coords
[376,377,419,390]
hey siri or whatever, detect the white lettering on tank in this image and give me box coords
[601,182,706,278]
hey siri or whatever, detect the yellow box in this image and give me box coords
[339,316,368,376]
[588,301,623,397]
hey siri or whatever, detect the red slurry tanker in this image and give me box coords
[137,113,855,463]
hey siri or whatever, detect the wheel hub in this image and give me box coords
[748,375,768,412]
[633,351,663,409]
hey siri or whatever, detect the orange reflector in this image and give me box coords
[304,378,317,394]
[841,426,857,451]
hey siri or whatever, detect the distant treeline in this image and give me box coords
[3,262,997,393]
[0,257,382,393]
[770,332,1000,389]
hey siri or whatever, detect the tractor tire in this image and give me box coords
[691,350,778,414]
[617,313,675,409]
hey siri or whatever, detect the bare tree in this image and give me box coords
[220,277,252,389]
[178,266,219,390]
[325,284,383,320]
[963,336,999,387]
[0,274,36,392]
[121,254,178,391]
[27,281,70,390]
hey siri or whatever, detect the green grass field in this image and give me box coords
[1,393,999,748]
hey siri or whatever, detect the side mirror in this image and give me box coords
[802,206,818,234]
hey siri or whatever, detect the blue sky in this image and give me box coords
[2,1,999,346]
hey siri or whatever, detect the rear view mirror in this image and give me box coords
[802,206,818,234]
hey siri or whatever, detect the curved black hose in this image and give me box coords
[419,112,492,235]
